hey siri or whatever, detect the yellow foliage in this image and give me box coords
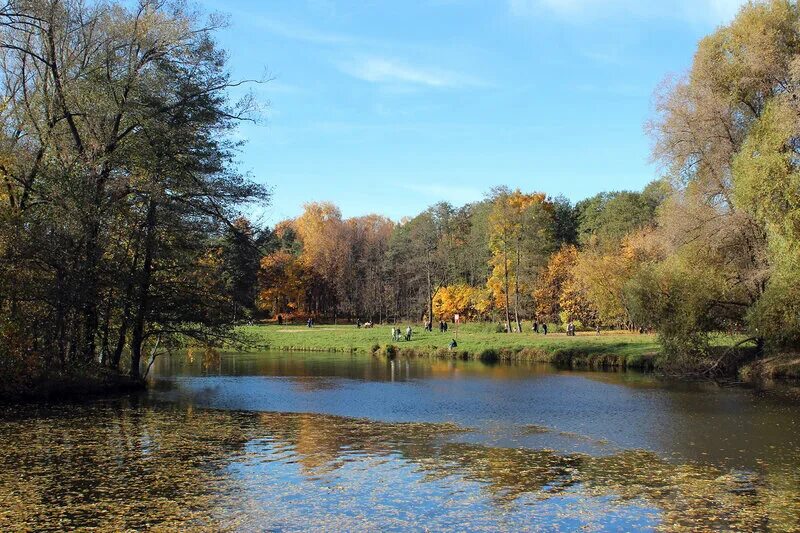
[571,229,664,325]
[487,189,549,314]
[257,250,308,314]
[433,284,490,320]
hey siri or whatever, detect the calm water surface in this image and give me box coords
[2,351,799,531]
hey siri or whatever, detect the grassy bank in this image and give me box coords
[240,324,663,371]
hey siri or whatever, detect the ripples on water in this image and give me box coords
[1,352,799,531]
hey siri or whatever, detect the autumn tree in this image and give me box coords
[487,188,553,332]
[533,245,597,326]
[257,250,308,316]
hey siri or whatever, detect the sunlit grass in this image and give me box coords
[239,323,663,365]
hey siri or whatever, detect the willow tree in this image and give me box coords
[647,0,799,358]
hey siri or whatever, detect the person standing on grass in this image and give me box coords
[405,326,412,341]
[277,315,283,326]
[542,323,548,335]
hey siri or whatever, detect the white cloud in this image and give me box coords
[338,56,482,89]
[510,0,747,25]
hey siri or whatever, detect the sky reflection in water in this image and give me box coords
[1,351,799,531]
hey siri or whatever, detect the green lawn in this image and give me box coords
[239,323,664,369]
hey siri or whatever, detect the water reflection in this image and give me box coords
[150,352,800,470]
[1,402,798,531]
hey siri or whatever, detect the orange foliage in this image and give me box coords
[257,250,308,314]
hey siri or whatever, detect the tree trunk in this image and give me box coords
[111,249,140,370]
[513,245,521,333]
[427,263,433,326]
[130,199,157,380]
[503,246,511,333]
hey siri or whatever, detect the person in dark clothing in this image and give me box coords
[277,315,283,326]
[533,320,539,333]
[443,321,448,332]
[542,323,548,335]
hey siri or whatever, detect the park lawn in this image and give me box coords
[238,323,666,369]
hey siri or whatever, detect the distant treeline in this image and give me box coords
[257,186,666,332]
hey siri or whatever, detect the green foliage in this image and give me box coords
[747,239,800,351]
[626,260,725,366]
[575,186,663,248]
[733,99,800,244]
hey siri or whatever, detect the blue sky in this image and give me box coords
[198,0,746,223]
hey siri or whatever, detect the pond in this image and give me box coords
[2,351,799,531]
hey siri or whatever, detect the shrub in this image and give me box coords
[383,344,398,358]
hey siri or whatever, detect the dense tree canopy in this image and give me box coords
[0,0,268,384]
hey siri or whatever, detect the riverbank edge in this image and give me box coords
[258,343,800,381]
[260,343,659,371]
[0,367,145,403]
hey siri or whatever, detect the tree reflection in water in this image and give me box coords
[0,401,798,531]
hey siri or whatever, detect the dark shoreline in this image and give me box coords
[0,370,145,403]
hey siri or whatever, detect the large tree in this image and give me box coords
[646,0,799,358]
[0,0,268,381]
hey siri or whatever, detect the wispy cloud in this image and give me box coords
[247,15,354,45]
[338,56,483,89]
[509,0,747,25]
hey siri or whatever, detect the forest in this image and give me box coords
[1,0,800,390]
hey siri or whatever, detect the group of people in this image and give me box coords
[423,320,451,333]
[391,326,413,342]
[281,314,598,337]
